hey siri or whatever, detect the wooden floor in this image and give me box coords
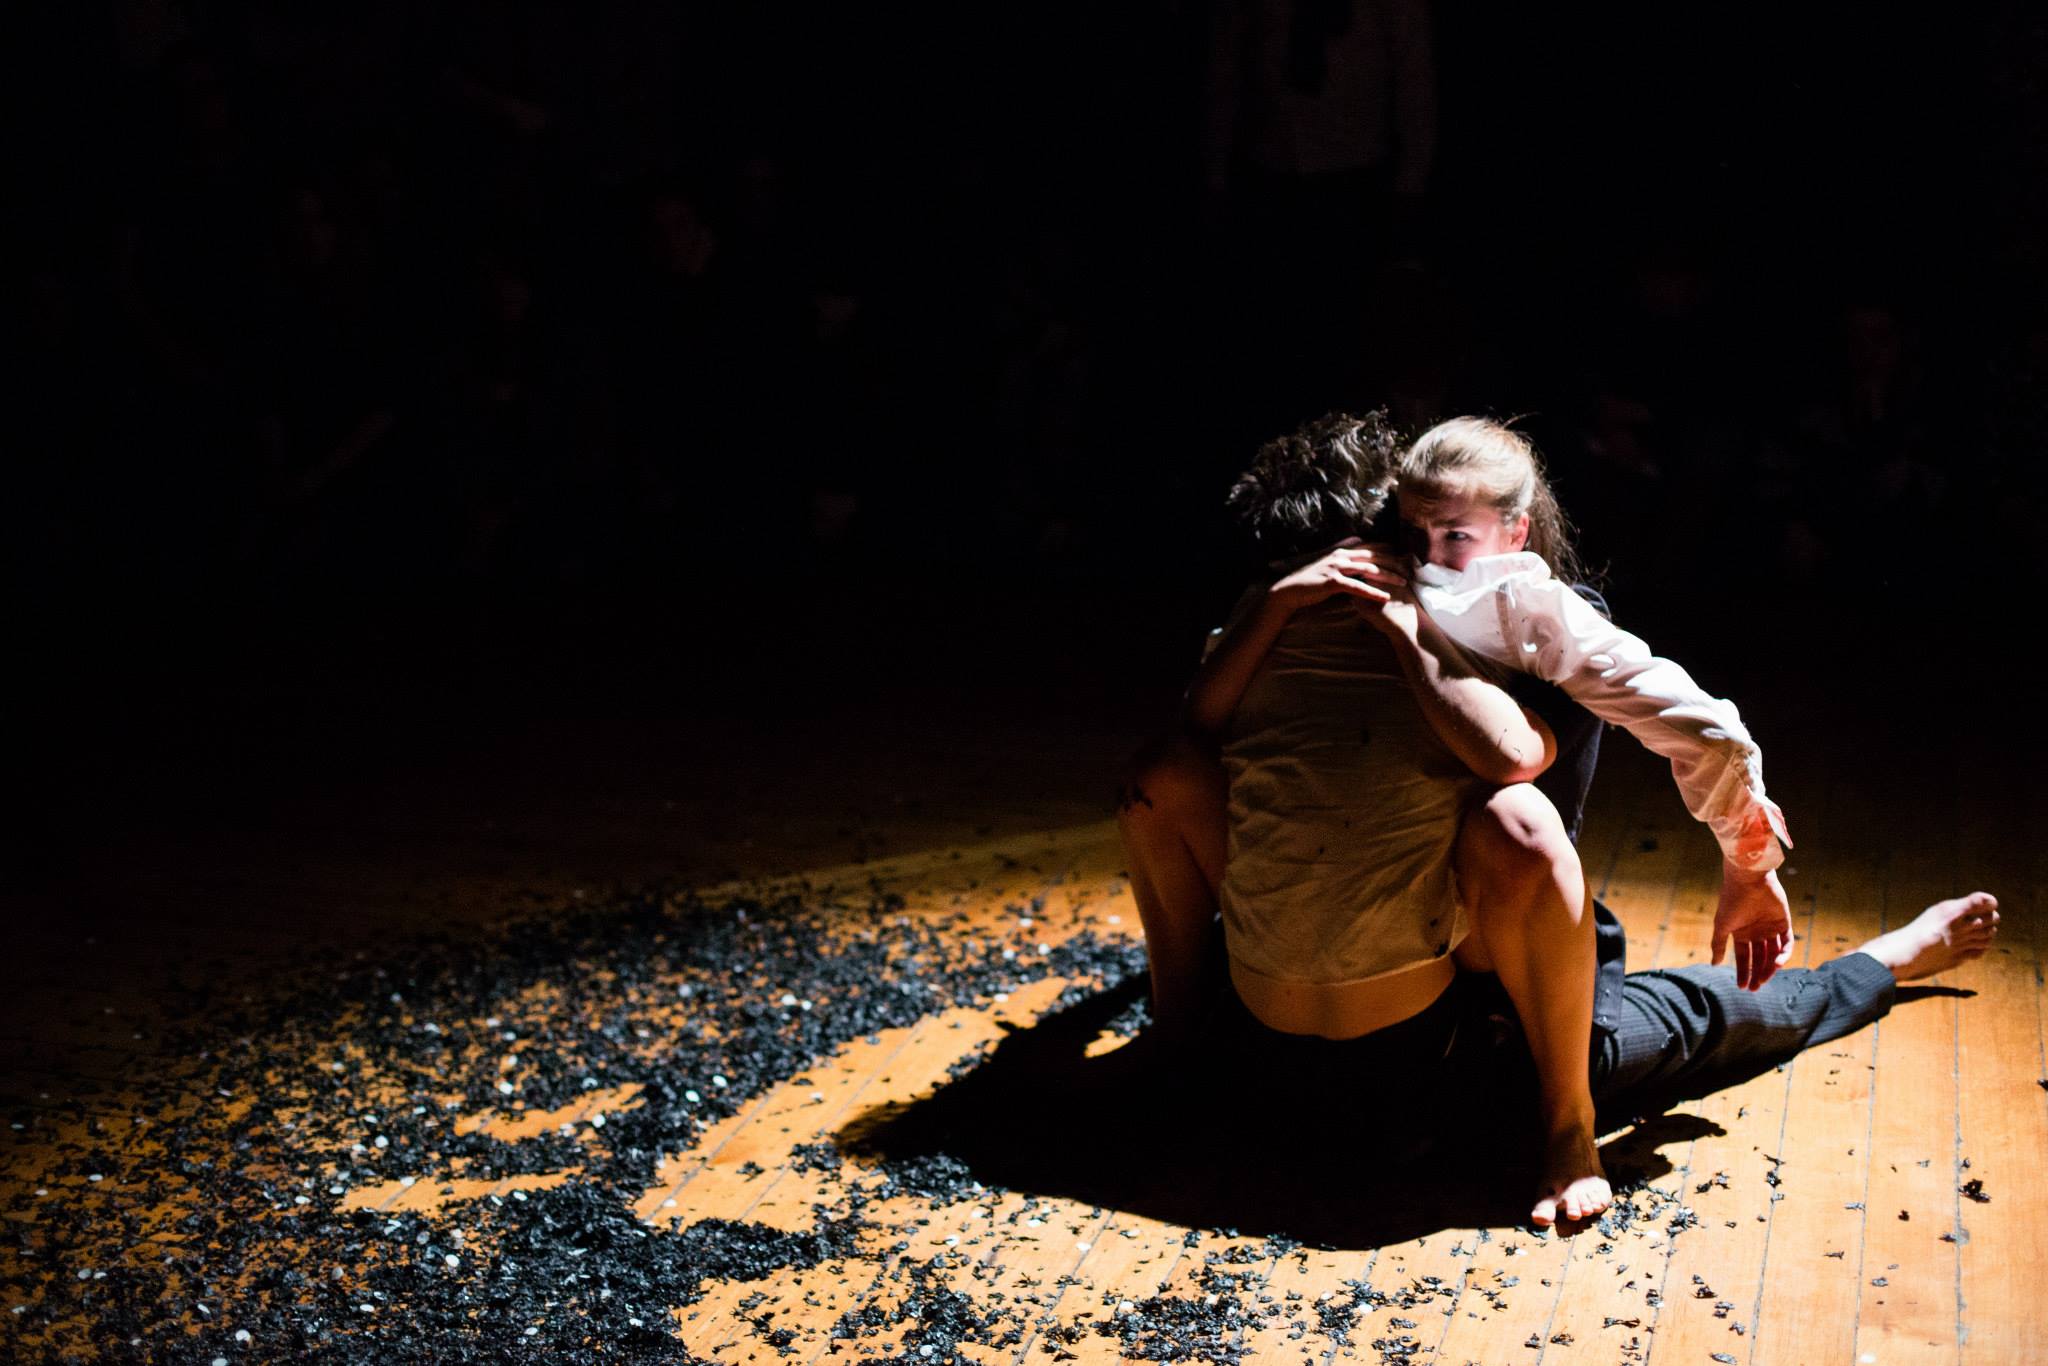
[2,698,2043,1363]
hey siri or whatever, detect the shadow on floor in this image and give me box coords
[836,978,1725,1247]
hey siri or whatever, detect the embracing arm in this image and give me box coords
[1182,541,1406,735]
[1365,596,1555,786]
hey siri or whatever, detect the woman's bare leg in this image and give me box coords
[1455,783,1611,1228]
[1116,731,1229,1040]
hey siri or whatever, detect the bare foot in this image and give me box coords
[1530,1124,1610,1229]
[1854,893,2000,982]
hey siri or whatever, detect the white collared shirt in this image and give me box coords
[1412,552,1790,872]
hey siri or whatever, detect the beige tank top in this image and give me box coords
[1218,596,1478,987]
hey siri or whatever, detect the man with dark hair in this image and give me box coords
[1115,409,1999,1227]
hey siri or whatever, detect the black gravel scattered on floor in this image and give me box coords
[1,879,1143,1364]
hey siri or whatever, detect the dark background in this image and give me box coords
[8,3,2045,896]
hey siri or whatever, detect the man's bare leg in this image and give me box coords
[1115,732,1229,1041]
[1454,783,1610,1228]
[1852,893,2000,979]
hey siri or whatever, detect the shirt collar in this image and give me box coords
[1412,550,1552,592]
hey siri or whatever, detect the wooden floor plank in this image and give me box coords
[1238,1246,1373,1366]
[1623,746,1837,1366]
[1747,774,1890,1365]
[1849,785,1966,1365]
[1434,773,1680,1365]
[1028,1210,1197,1366]
[1951,754,2048,1366]
[1535,820,1726,1366]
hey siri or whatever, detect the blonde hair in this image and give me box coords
[1398,416,1585,586]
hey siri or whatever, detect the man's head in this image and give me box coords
[1225,411,1402,559]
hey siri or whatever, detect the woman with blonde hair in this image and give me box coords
[1116,412,1996,1227]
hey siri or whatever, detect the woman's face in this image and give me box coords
[1398,489,1529,571]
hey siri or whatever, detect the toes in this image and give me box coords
[1530,1195,1559,1228]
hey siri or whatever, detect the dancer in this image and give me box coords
[1116,412,1998,1226]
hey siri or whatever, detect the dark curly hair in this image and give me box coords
[1225,410,1403,557]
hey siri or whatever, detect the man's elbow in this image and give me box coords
[1481,755,1552,787]
[1466,740,1552,786]
[1482,710,1558,786]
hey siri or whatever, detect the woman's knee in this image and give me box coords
[1117,730,1224,824]
[1464,784,1580,889]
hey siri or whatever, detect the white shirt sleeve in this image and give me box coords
[1419,555,1791,871]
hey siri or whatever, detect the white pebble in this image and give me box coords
[920,1348,935,1357]
[944,1236,960,1246]
[684,1089,702,1104]
[498,1081,516,1095]
[213,1358,228,1366]
[399,1176,416,1189]
[77,1269,93,1281]
[445,1255,460,1269]
[711,1074,729,1089]
[1077,1240,1091,1251]
[329,1185,345,1195]
[373,1136,389,1149]
[1107,914,1121,925]
[1001,949,1017,961]
[87,1174,104,1183]
[1037,942,1052,955]
[591,1113,606,1129]
[525,1326,539,1336]
[294,1196,311,1206]
[779,993,799,1007]
[330,1062,345,1073]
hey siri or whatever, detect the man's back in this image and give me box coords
[1220,596,1478,988]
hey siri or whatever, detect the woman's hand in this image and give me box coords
[1269,540,1407,614]
[1713,863,1795,990]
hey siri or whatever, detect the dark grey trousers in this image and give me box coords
[1217,905,1900,1157]
[1590,949,1898,1109]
